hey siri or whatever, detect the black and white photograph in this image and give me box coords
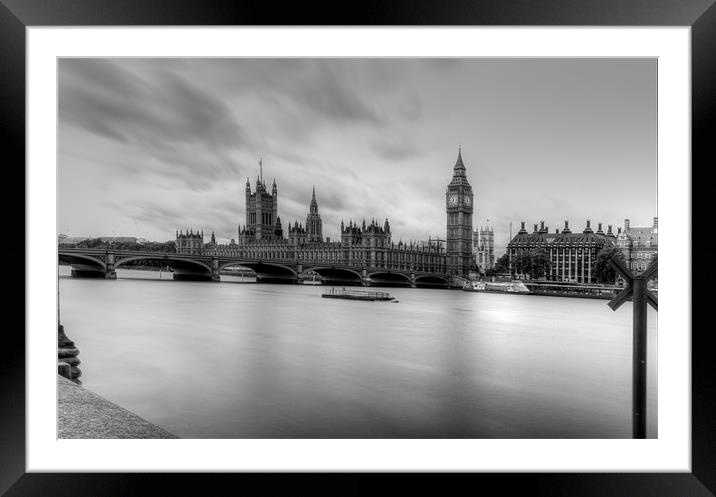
[55,56,660,440]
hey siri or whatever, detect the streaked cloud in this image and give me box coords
[58,58,657,254]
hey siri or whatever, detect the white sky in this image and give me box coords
[58,58,657,254]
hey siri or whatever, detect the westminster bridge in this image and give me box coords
[58,248,453,288]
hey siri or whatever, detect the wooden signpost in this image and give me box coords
[608,256,658,439]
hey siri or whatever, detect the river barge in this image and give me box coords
[463,281,531,294]
[322,288,397,301]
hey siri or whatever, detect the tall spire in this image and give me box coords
[453,146,466,176]
[309,185,319,215]
[259,157,263,184]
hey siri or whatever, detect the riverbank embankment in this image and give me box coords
[58,375,177,439]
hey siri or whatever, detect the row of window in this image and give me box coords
[631,261,651,271]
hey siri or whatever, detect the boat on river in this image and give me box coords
[463,280,531,294]
[322,288,397,301]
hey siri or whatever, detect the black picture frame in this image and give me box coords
[3,0,714,495]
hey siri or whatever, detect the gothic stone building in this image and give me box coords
[175,229,205,255]
[474,225,495,272]
[446,148,474,277]
[177,161,450,275]
[238,171,283,243]
[507,220,616,283]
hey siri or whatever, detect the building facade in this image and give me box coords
[474,225,495,272]
[176,229,204,255]
[507,220,616,283]
[239,163,282,243]
[202,223,446,274]
[446,148,474,277]
[617,217,658,274]
[176,159,450,274]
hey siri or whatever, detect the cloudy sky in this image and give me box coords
[58,58,656,254]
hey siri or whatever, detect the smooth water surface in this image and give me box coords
[58,267,657,438]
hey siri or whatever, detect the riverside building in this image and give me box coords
[507,220,617,283]
[616,217,658,275]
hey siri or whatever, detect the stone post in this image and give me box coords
[58,323,81,382]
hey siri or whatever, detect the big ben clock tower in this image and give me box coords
[446,147,474,277]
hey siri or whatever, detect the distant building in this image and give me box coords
[175,229,204,255]
[206,231,217,251]
[507,220,616,283]
[617,217,658,275]
[58,236,90,245]
[473,225,495,272]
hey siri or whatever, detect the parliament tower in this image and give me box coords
[306,186,323,242]
[239,159,282,243]
[446,147,474,277]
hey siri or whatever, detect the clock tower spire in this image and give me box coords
[446,147,474,277]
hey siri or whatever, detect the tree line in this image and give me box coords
[60,238,177,252]
[59,239,178,268]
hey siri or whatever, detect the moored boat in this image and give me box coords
[322,288,397,301]
[463,280,531,294]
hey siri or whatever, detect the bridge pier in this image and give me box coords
[105,252,116,279]
[211,256,220,282]
[410,271,417,288]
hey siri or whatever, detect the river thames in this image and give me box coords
[58,267,657,438]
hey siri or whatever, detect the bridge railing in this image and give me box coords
[59,248,448,276]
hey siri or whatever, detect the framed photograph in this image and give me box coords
[6,0,714,495]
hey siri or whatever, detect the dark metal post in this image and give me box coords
[608,256,656,439]
[632,276,648,439]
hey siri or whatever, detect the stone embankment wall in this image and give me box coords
[58,376,178,438]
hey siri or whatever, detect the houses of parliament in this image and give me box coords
[176,150,475,277]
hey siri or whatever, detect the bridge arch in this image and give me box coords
[58,253,106,270]
[115,255,211,273]
[218,260,297,277]
[367,271,412,287]
[306,266,363,285]
[414,274,450,288]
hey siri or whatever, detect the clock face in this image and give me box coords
[465,196,471,206]
[448,194,458,206]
